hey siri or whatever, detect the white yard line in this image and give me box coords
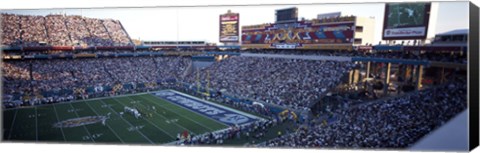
[3,92,153,111]
[141,95,216,131]
[68,103,96,143]
[98,99,155,144]
[126,96,195,135]
[52,105,67,142]
[141,97,216,132]
[113,97,176,139]
[7,109,19,140]
[84,101,125,144]
[74,92,151,103]
[35,107,38,141]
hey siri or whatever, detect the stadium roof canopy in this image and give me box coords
[436,29,468,36]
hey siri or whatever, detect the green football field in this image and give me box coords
[2,92,231,144]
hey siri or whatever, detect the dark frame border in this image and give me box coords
[0,1,478,152]
[469,2,479,151]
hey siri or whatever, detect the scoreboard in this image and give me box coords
[219,11,240,43]
[382,2,431,40]
[275,7,298,23]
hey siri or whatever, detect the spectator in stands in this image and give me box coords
[186,56,355,110]
[2,56,189,106]
[263,78,467,148]
[1,13,133,47]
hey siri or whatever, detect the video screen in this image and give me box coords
[386,3,428,28]
[276,8,297,23]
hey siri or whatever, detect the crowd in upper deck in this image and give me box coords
[1,13,133,47]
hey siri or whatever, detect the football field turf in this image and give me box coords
[2,90,260,144]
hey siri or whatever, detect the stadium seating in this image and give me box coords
[1,13,133,47]
[19,15,49,46]
[185,56,355,110]
[65,15,91,46]
[45,15,72,46]
[1,51,468,149]
[103,19,132,46]
[263,78,467,148]
[2,57,190,106]
[1,14,21,45]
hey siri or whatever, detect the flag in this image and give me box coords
[23,94,30,101]
[145,82,157,88]
[74,88,85,94]
[113,83,123,92]
[182,130,189,139]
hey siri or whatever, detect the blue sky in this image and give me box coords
[1,1,469,44]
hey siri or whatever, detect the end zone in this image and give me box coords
[152,90,264,126]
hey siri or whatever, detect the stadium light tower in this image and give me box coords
[206,70,210,96]
[196,67,200,94]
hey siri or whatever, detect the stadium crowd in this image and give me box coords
[176,116,297,145]
[186,56,355,110]
[1,14,21,45]
[2,57,190,107]
[103,19,132,46]
[1,13,132,46]
[45,15,72,46]
[19,15,48,46]
[263,77,467,148]
[3,56,283,120]
[83,17,114,46]
[103,57,190,84]
[65,15,91,46]
[2,61,33,104]
[2,14,466,64]
[2,54,468,149]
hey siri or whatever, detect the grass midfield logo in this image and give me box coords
[53,116,107,128]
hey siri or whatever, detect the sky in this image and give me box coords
[0,1,469,44]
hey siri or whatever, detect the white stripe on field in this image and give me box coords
[112,97,176,139]
[52,104,67,142]
[7,109,19,140]
[99,99,155,144]
[84,101,126,144]
[68,103,96,143]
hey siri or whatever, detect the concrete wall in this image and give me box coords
[355,16,376,45]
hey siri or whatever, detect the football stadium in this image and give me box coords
[0,2,470,150]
